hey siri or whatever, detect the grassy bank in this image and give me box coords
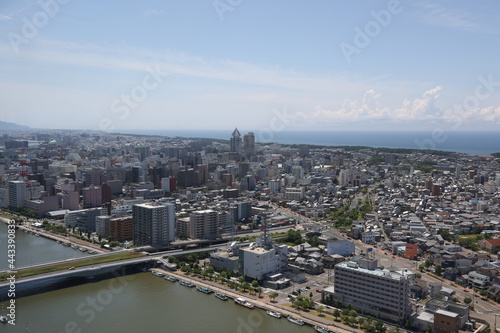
[0,252,144,281]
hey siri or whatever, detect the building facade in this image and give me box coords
[332,258,412,323]
[239,245,288,280]
[132,202,175,247]
[189,209,219,239]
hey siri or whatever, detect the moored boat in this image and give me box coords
[266,310,282,319]
[314,325,330,333]
[151,271,164,277]
[234,298,255,309]
[164,275,177,282]
[287,316,304,326]
[196,285,213,294]
[214,292,228,301]
[179,280,195,287]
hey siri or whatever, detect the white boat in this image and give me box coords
[214,292,228,301]
[164,275,177,282]
[314,325,330,333]
[71,244,78,249]
[287,316,304,326]
[0,315,7,324]
[151,271,164,277]
[234,298,255,309]
[79,247,87,252]
[266,310,282,319]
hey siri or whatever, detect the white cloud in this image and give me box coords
[0,13,13,20]
[294,86,500,126]
[142,9,164,17]
[414,2,497,34]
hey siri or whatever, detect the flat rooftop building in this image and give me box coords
[331,258,412,323]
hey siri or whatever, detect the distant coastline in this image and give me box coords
[112,129,500,156]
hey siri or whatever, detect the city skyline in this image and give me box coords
[1,1,500,132]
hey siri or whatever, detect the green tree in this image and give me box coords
[463,297,472,305]
[435,264,443,276]
[269,292,278,302]
[374,320,386,333]
[241,282,250,292]
[251,279,259,289]
[333,309,341,321]
[316,305,325,317]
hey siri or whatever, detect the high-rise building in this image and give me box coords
[83,185,102,208]
[189,209,219,239]
[8,180,26,210]
[243,132,255,158]
[61,191,80,210]
[132,202,175,247]
[331,258,412,322]
[230,128,242,154]
[268,179,281,193]
[229,201,253,222]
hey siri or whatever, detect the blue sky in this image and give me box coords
[1,0,500,132]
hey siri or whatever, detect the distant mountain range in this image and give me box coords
[0,121,31,131]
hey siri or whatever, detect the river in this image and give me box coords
[1,272,315,333]
[0,221,90,271]
[0,222,315,332]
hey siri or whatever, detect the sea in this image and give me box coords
[113,129,500,156]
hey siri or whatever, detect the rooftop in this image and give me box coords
[336,261,410,281]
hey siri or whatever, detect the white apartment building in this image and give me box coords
[240,245,288,280]
[331,258,412,323]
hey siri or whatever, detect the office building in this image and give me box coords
[8,180,27,210]
[230,128,242,154]
[240,245,288,280]
[64,207,107,232]
[331,258,412,323]
[230,201,253,222]
[83,185,102,208]
[243,132,255,158]
[132,202,175,247]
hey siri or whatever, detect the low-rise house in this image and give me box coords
[468,271,490,289]
[478,238,500,252]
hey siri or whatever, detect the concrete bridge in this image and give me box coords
[0,246,219,299]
